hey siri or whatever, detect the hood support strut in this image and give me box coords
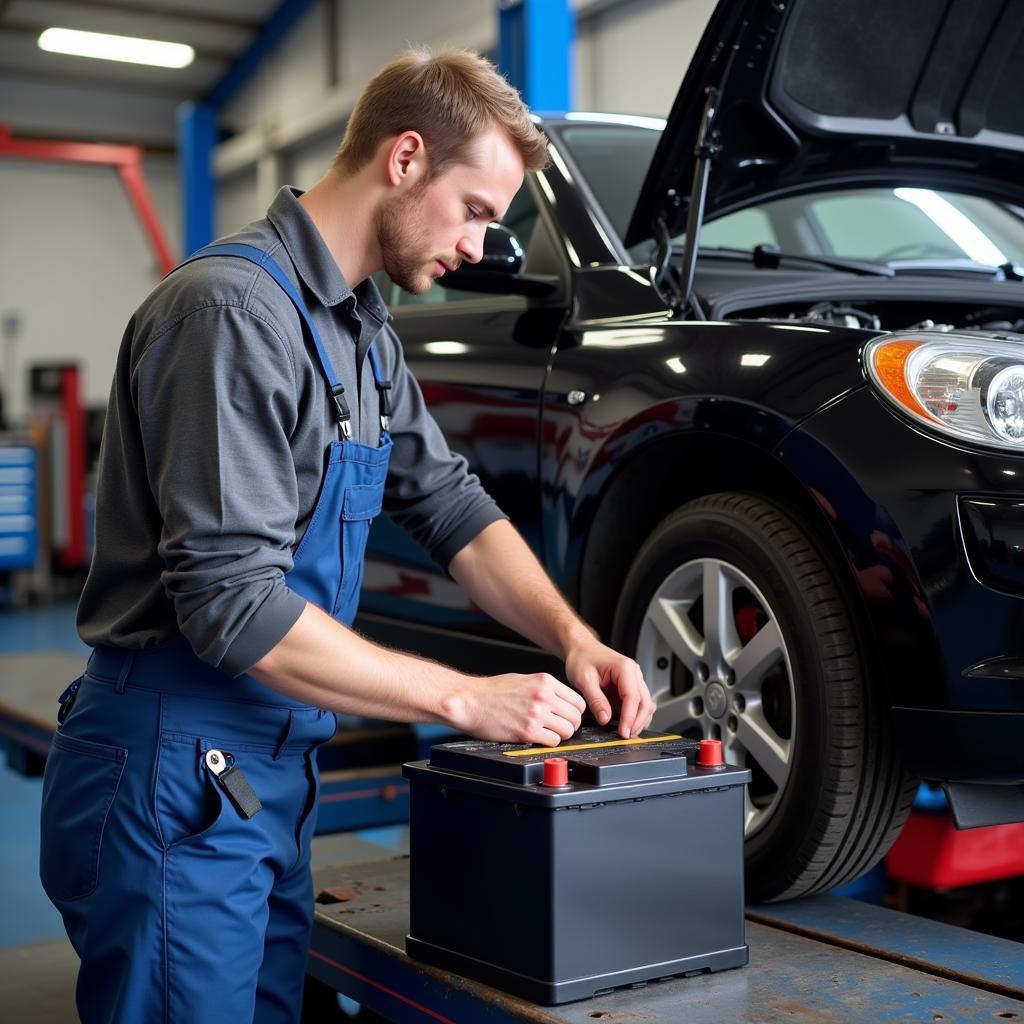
[675,85,721,319]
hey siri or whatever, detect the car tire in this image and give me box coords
[611,492,917,902]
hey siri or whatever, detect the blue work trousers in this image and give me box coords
[40,648,337,1022]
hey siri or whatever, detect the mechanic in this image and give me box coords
[39,47,655,1023]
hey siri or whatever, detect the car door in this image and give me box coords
[357,180,569,662]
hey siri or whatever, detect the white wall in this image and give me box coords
[0,156,179,421]
[576,0,717,115]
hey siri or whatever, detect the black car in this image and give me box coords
[358,0,1024,901]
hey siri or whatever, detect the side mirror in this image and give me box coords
[478,221,525,274]
[442,223,558,298]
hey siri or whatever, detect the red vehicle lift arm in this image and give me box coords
[0,124,176,276]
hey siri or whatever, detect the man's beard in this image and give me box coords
[375,187,442,296]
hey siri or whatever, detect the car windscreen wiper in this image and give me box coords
[697,244,895,277]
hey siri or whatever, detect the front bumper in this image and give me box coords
[780,386,1024,784]
[892,706,1024,785]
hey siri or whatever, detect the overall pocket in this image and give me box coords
[334,482,383,617]
[154,733,227,849]
[40,732,127,902]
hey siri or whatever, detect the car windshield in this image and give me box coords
[556,122,1024,269]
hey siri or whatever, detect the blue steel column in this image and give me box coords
[176,102,217,258]
[499,0,574,113]
[177,0,318,257]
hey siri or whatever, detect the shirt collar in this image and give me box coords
[266,186,390,326]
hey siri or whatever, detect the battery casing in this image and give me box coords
[404,732,751,1004]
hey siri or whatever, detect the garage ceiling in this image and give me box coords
[0,0,280,100]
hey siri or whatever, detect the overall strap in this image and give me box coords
[366,346,392,434]
[182,243,354,439]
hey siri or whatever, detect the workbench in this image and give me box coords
[0,650,424,834]
[308,856,1024,1024]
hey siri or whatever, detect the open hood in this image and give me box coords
[625,0,1024,248]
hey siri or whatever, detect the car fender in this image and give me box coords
[556,389,942,714]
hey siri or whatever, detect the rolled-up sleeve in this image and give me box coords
[380,327,507,567]
[132,303,308,675]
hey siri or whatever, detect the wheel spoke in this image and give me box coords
[647,596,704,672]
[731,618,784,693]
[703,561,740,668]
[743,787,760,835]
[735,706,791,789]
[650,694,702,734]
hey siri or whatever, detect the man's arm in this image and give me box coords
[249,601,586,747]
[447,520,656,739]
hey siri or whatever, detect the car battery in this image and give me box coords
[403,727,751,1004]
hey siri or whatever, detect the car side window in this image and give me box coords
[384,182,541,308]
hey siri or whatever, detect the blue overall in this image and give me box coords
[39,244,392,1022]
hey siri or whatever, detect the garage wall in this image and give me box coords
[216,167,262,238]
[288,135,344,193]
[0,156,179,422]
[0,0,717,426]
[216,0,498,227]
[213,0,717,226]
[221,1,496,134]
[0,75,182,149]
[576,0,717,115]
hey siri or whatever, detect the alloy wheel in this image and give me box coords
[635,557,796,838]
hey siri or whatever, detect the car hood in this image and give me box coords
[625,0,1024,248]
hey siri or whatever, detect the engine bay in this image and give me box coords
[744,299,1024,335]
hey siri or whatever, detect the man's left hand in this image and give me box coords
[564,639,656,739]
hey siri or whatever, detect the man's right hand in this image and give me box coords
[442,673,586,747]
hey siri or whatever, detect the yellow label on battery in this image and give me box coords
[502,734,682,757]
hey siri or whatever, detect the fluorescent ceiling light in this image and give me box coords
[741,354,770,367]
[38,27,195,69]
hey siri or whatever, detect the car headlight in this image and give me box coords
[864,333,1024,450]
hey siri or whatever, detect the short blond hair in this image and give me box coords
[334,48,548,178]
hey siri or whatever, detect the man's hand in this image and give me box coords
[447,521,657,740]
[444,673,586,747]
[565,639,656,739]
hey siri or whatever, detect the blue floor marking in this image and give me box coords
[0,602,88,656]
[0,601,86,948]
[0,769,66,948]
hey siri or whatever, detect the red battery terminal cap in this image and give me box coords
[542,757,569,787]
[698,739,724,767]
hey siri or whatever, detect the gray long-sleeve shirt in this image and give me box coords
[77,186,505,676]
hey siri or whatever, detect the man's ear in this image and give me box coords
[385,131,427,188]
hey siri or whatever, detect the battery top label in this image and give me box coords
[427,728,700,787]
[502,733,682,757]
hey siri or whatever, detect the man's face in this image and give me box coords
[376,127,525,295]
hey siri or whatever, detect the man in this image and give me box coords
[40,48,655,1022]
